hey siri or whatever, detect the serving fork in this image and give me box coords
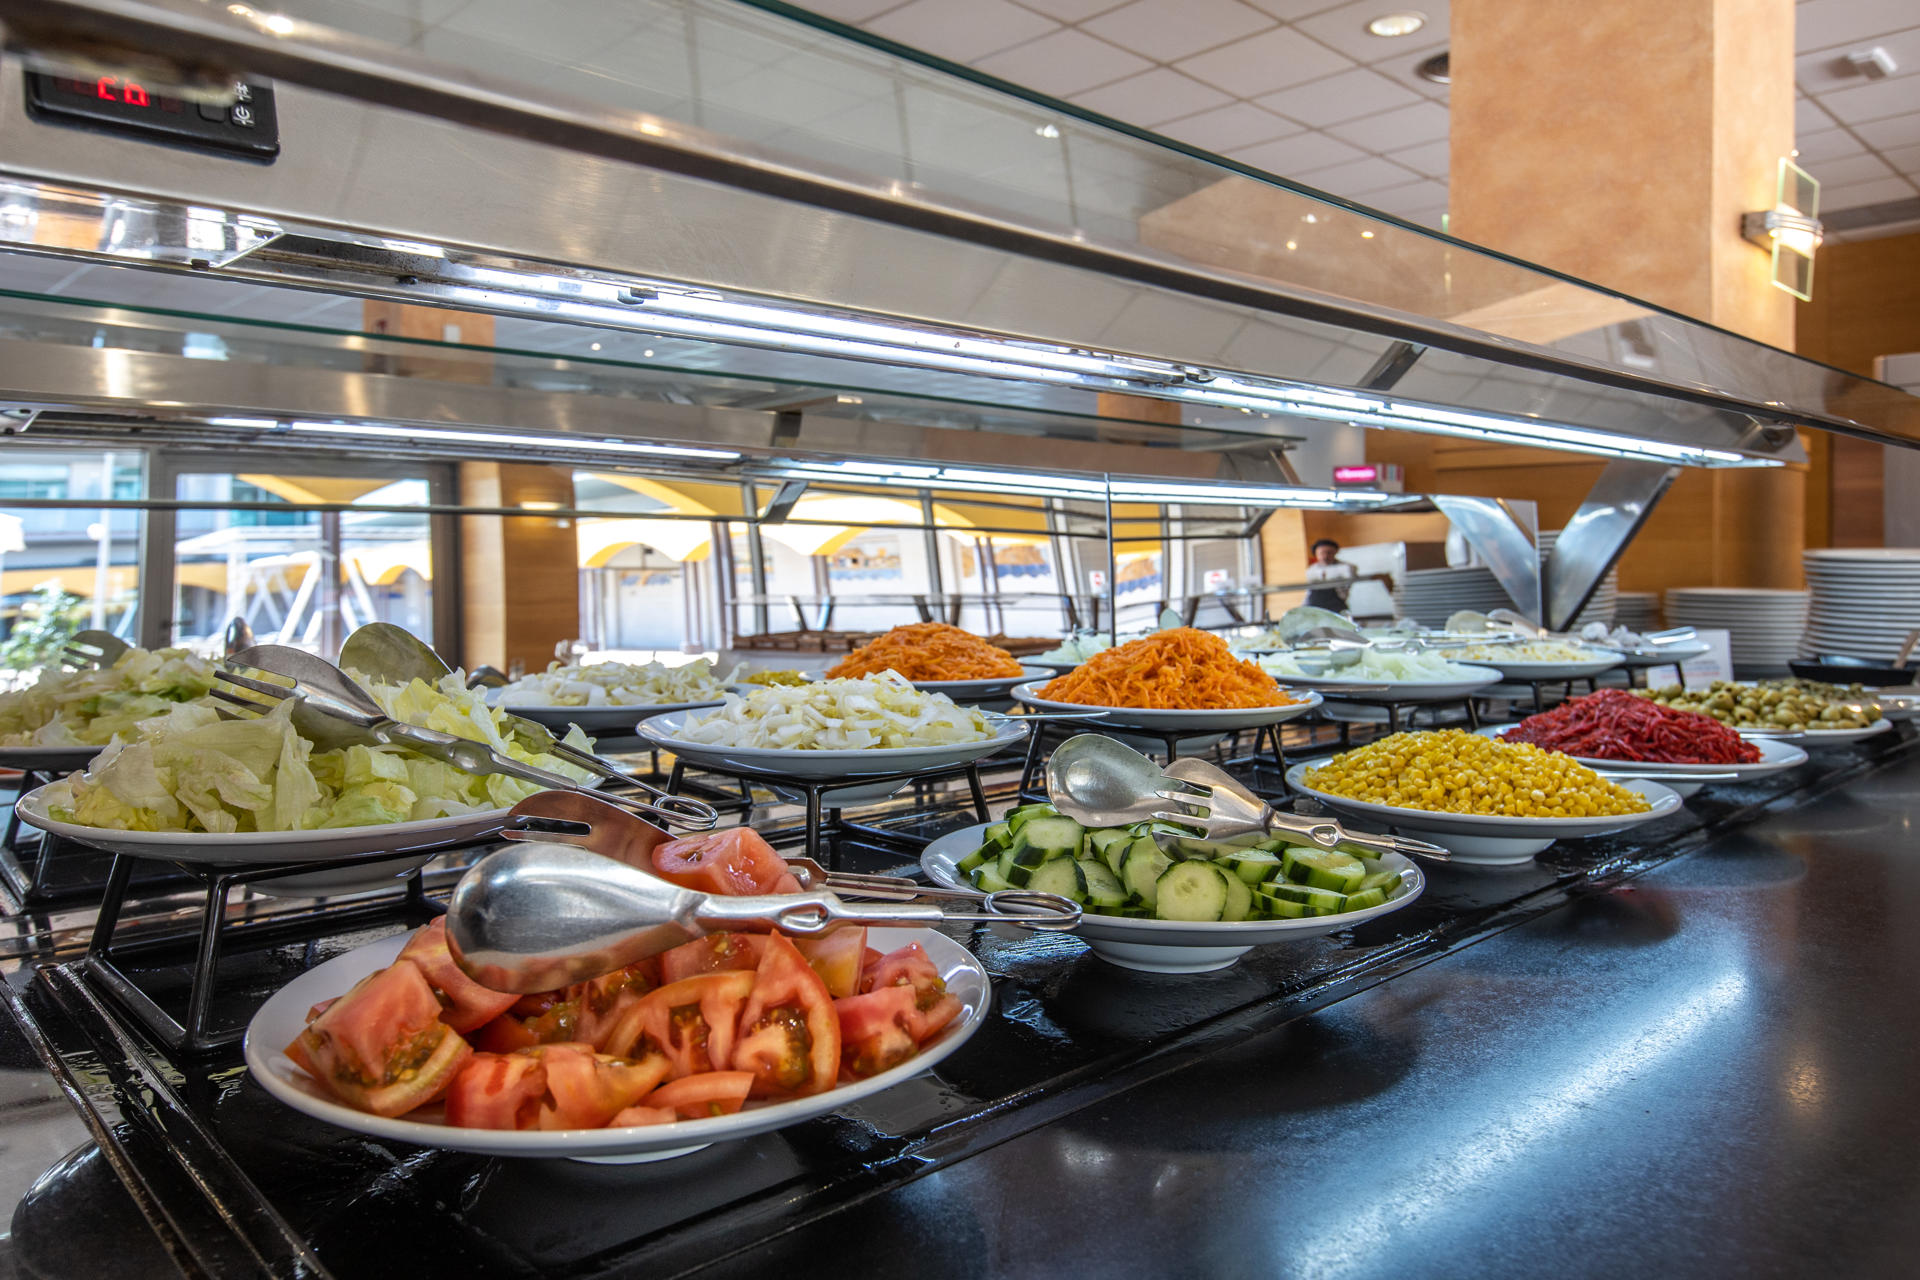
[213,644,718,829]
[59,629,131,670]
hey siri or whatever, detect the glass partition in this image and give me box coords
[0,448,143,685]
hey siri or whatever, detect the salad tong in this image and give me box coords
[1045,733,1452,863]
[447,791,1081,992]
[213,644,719,830]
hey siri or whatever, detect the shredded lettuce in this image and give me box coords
[0,647,218,747]
[42,667,597,835]
[672,672,992,751]
[497,658,730,707]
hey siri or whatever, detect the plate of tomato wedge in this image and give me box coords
[243,827,993,1162]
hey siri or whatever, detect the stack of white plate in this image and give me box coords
[1613,592,1661,632]
[1664,587,1809,674]
[1801,548,1920,662]
[1393,566,1513,627]
[1539,530,1616,630]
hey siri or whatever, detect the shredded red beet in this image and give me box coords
[1499,688,1761,764]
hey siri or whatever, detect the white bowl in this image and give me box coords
[1475,727,1808,797]
[1734,718,1891,746]
[1453,649,1624,681]
[1284,762,1683,866]
[244,926,990,1161]
[1010,683,1323,733]
[922,825,1423,974]
[637,712,1028,780]
[907,666,1053,701]
[492,697,721,733]
[1260,665,1503,702]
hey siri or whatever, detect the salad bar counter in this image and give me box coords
[0,716,1915,1278]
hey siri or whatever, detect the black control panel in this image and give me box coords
[25,72,279,161]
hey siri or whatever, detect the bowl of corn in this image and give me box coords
[1284,729,1683,866]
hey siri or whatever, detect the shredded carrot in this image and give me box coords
[826,623,1024,681]
[1038,628,1298,709]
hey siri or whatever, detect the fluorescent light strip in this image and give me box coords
[286,421,739,460]
[1108,481,1393,506]
[207,416,280,429]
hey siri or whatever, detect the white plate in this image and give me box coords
[244,926,990,1161]
[1259,665,1503,702]
[1449,649,1624,681]
[922,825,1423,974]
[1010,682,1323,732]
[12,785,503,896]
[905,666,1053,702]
[492,697,721,733]
[1476,727,1808,797]
[637,711,1028,780]
[1284,762,1683,866]
[0,745,101,773]
[1609,643,1711,668]
[1734,718,1891,746]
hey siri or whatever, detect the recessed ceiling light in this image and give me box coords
[589,341,601,350]
[1367,11,1426,38]
[1036,123,1060,139]
[1417,51,1450,84]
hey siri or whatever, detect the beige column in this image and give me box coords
[1447,0,1804,593]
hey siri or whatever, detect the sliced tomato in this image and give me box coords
[652,827,801,898]
[643,1071,756,1120]
[288,960,472,1118]
[631,970,756,1077]
[732,933,841,1097]
[470,1014,541,1054]
[658,932,767,986]
[793,927,866,999]
[833,986,921,1080]
[397,917,519,1032]
[571,963,661,1056]
[444,1051,548,1130]
[530,1043,673,1131]
[305,996,338,1022]
[860,942,964,1042]
[509,990,564,1019]
[609,1104,679,1127]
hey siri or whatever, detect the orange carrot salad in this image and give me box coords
[826,623,1024,681]
[1036,628,1298,710]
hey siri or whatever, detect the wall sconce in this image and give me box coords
[1742,158,1823,301]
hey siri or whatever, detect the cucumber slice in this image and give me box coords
[1021,816,1086,858]
[1024,857,1083,900]
[1121,842,1174,907]
[1087,828,1132,858]
[1255,836,1303,853]
[1215,848,1283,884]
[984,821,1014,847]
[1220,869,1253,921]
[1075,859,1129,908]
[1356,870,1399,894]
[1006,846,1070,887]
[1342,886,1389,912]
[1256,894,1312,919]
[1282,847,1366,893]
[956,846,993,875]
[994,849,1019,881]
[1154,861,1229,922]
[1006,803,1058,835]
[1104,832,1143,879]
[1261,882,1347,913]
[974,866,1013,894]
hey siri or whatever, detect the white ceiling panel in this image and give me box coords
[1811,72,1920,124]
[1793,126,1869,162]
[867,0,1058,63]
[1175,26,1354,97]
[1853,110,1920,149]
[1081,0,1276,63]
[1795,0,1920,53]
[1804,151,1897,186]
[1071,67,1235,125]
[1292,154,1423,195]
[1014,0,1132,21]
[1254,67,1421,126]
[1323,99,1451,150]
[1229,130,1365,173]
[1385,137,1449,177]
[1822,174,1920,208]
[973,27,1152,97]
[1156,101,1303,151]
[1290,0,1449,63]
[1795,25,1920,93]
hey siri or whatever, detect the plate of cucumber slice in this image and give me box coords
[921,805,1424,974]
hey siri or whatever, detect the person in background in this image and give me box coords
[1303,538,1357,613]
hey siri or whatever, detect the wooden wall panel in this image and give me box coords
[459,462,580,674]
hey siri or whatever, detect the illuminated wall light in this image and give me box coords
[1742,158,1823,301]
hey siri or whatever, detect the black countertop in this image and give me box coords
[2,732,1917,1278]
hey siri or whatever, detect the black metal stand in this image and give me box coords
[1310,695,1482,736]
[83,852,446,1055]
[2,769,200,909]
[662,760,991,866]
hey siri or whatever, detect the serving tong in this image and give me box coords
[1045,733,1452,863]
[212,643,719,830]
[447,791,1081,992]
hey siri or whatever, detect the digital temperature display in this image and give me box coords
[25,72,279,160]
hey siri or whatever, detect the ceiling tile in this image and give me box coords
[1796,97,1840,131]
[973,27,1152,96]
[1069,66,1235,126]
[1819,174,1919,209]
[1361,177,1450,213]
[1011,0,1132,20]
[797,0,906,22]
[1323,99,1450,150]
[1229,130,1366,176]
[1385,137,1449,176]
[1082,0,1276,63]
[1803,151,1896,186]
[1854,110,1920,149]
[1795,26,1920,94]
[867,0,1058,63]
[1242,0,1351,17]
[1155,101,1302,152]
[1795,0,1920,54]
[1175,25,1354,97]
[1792,126,1868,162]
[1366,45,1451,102]
[1292,154,1423,196]
[1292,0,1449,64]
[1252,67,1419,126]
[1877,140,1920,171]
[1810,72,1920,125]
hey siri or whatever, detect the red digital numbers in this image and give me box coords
[93,75,151,107]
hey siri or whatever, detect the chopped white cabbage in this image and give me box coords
[1449,641,1613,663]
[497,658,729,707]
[1258,649,1485,683]
[0,647,217,747]
[672,672,992,751]
[40,668,594,834]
